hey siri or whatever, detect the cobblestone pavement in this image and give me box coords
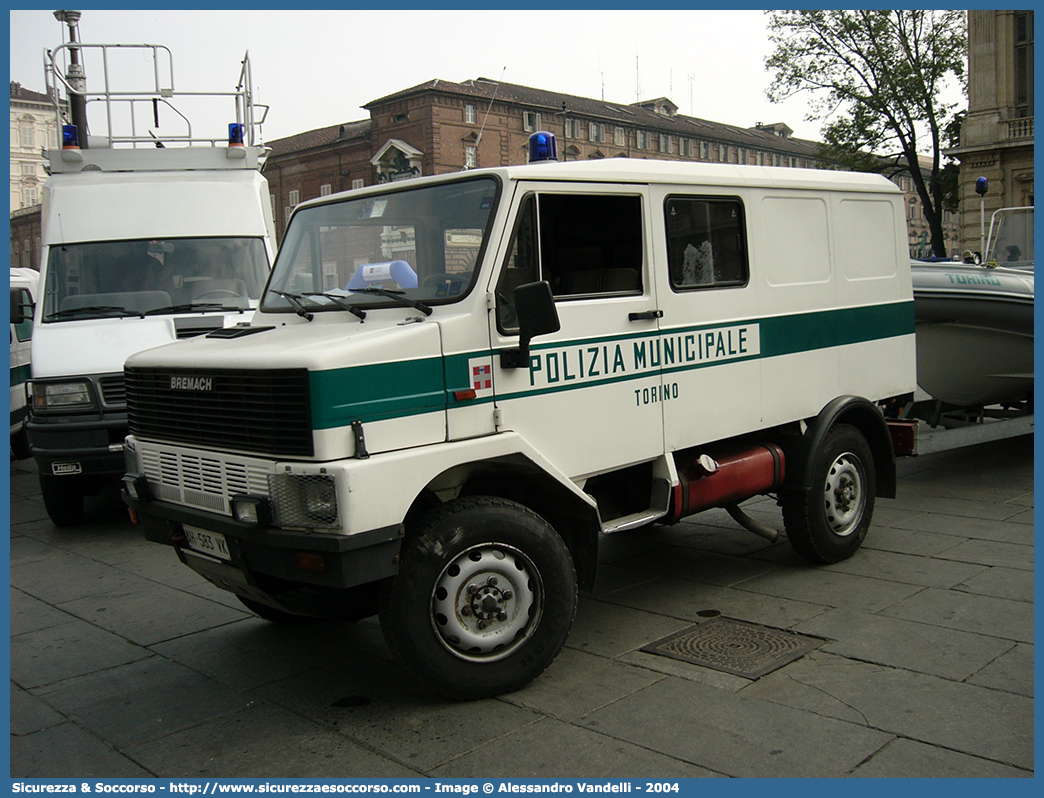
[9,435,1034,778]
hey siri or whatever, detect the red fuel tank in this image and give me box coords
[670,442,785,521]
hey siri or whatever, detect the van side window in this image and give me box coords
[11,288,33,342]
[665,197,748,290]
[496,192,643,331]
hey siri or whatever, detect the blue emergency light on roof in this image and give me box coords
[228,123,245,146]
[528,131,558,163]
[62,124,80,149]
[975,176,989,196]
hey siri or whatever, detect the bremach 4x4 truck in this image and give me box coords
[122,135,916,699]
[28,34,274,525]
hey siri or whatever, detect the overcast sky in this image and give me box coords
[11,8,835,145]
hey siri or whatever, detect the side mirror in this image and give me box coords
[500,281,560,368]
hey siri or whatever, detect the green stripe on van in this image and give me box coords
[309,357,446,429]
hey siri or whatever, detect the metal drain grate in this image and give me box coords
[641,616,825,679]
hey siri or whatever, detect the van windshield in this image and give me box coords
[41,237,270,322]
[263,176,499,314]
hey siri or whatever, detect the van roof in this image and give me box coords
[303,157,900,212]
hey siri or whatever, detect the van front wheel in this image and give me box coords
[380,496,577,700]
[39,473,85,527]
[781,424,876,564]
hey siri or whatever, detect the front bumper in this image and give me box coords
[124,492,402,594]
[28,413,128,476]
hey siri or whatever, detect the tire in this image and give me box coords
[39,473,85,527]
[11,428,31,461]
[238,596,315,625]
[781,424,876,564]
[379,496,577,700]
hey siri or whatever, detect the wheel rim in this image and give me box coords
[430,543,542,662]
[823,452,865,537]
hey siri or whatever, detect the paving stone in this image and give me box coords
[932,538,1033,571]
[967,642,1034,697]
[501,647,665,721]
[734,567,923,614]
[793,607,1015,680]
[11,619,152,689]
[955,566,1034,602]
[850,737,1032,778]
[151,615,391,690]
[567,596,694,659]
[10,722,153,778]
[10,586,73,636]
[879,587,1033,643]
[605,574,830,630]
[432,717,720,778]
[622,545,777,587]
[581,676,892,777]
[895,513,1032,545]
[616,649,752,692]
[821,547,987,588]
[10,682,66,735]
[11,551,151,605]
[742,651,1033,769]
[254,658,543,772]
[35,656,253,748]
[860,524,968,557]
[125,702,419,778]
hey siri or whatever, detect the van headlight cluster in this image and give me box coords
[267,472,340,529]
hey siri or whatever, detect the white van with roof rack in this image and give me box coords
[27,26,274,525]
[122,132,916,699]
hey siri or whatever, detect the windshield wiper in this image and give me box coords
[348,288,432,316]
[144,303,247,316]
[269,291,314,321]
[45,305,145,321]
[302,292,367,321]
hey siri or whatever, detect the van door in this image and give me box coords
[488,182,664,480]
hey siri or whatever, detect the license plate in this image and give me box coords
[183,525,231,561]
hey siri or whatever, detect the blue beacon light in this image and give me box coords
[528,131,558,163]
[228,123,245,146]
[62,124,80,149]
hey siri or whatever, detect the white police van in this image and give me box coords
[122,132,916,699]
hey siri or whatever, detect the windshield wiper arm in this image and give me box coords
[270,291,314,321]
[302,293,367,321]
[348,288,432,316]
[45,305,145,321]
[144,303,247,316]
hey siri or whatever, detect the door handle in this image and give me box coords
[628,309,663,321]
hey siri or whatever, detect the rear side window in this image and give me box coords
[665,196,748,290]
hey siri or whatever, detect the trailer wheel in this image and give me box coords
[781,424,876,564]
[379,496,576,700]
[39,473,85,527]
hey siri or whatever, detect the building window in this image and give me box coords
[20,123,34,148]
[659,134,671,154]
[288,190,300,207]
[699,141,710,160]
[523,111,541,132]
[465,103,477,124]
[1014,11,1034,117]
[565,118,581,138]
[21,163,36,176]
[393,113,407,124]
[21,185,38,207]
[614,126,627,147]
[718,145,728,163]
[680,138,693,157]
[352,179,364,190]
[589,122,606,143]
[465,145,477,169]
[636,130,649,150]
[320,184,332,197]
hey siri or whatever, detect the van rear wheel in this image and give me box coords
[781,424,875,564]
[379,496,577,700]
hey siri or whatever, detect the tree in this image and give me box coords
[765,10,966,258]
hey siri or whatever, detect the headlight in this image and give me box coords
[267,473,340,529]
[31,380,96,411]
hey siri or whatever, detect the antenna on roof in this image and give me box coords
[467,66,506,170]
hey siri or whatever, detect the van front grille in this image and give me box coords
[125,366,313,458]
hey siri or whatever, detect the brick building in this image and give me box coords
[264,77,823,238]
